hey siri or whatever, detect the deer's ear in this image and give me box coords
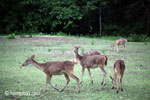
[110,76,113,79]
[31,55,35,59]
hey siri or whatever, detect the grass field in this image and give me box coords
[0,35,150,100]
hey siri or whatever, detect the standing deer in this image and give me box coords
[110,60,126,94]
[111,38,127,52]
[88,49,101,55]
[22,55,80,93]
[73,46,108,85]
[81,49,101,56]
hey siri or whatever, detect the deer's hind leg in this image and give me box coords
[120,73,124,91]
[46,74,59,91]
[124,44,126,50]
[99,65,107,86]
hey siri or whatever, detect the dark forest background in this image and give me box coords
[0,0,150,37]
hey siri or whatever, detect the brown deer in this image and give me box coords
[73,46,108,85]
[88,49,101,55]
[22,55,80,93]
[110,60,126,94]
[111,38,127,52]
[81,50,101,56]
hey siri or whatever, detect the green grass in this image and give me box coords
[0,35,150,100]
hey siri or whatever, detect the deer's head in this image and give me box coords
[110,76,116,87]
[73,46,80,54]
[22,55,35,66]
[88,49,94,55]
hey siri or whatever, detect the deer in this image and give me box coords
[22,55,80,93]
[110,60,126,94]
[81,50,101,56]
[111,38,127,52]
[88,49,101,55]
[73,46,108,85]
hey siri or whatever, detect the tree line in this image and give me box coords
[0,0,150,36]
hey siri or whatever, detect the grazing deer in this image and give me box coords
[110,60,126,94]
[111,38,127,52]
[22,55,80,93]
[73,46,108,85]
[88,49,101,55]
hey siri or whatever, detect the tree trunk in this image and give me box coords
[143,0,150,36]
[99,6,102,37]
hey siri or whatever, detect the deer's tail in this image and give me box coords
[104,55,108,66]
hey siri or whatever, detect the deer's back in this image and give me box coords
[89,50,101,55]
[114,60,125,74]
[116,38,127,45]
[45,61,75,75]
[80,55,105,67]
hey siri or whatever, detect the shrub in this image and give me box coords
[56,31,67,36]
[128,34,139,42]
[128,34,149,42]
[39,32,43,35]
[100,36,122,41]
[6,33,16,39]
[48,48,51,52]
[91,40,95,45]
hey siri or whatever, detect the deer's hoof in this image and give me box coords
[101,81,103,85]
[60,89,64,92]
[121,88,124,91]
[103,83,106,86]
[78,90,80,94]
[56,88,59,91]
[80,81,82,84]
[41,90,47,93]
[116,90,119,94]
[111,86,114,89]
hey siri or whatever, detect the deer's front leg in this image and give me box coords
[87,68,93,84]
[42,74,51,92]
[99,66,107,86]
[116,78,120,94]
[117,45,119,52]
[80,67,85,84]
[60,74,70,92]
[48,75,59,91]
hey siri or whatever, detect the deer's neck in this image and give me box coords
[31,59,45,71]
[75,51,82,61]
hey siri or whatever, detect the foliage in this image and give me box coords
[100,36,122,40]
[56,31,67,36]
[6,33,16,39]
[128,34,150,42]
[0,0,149,36]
